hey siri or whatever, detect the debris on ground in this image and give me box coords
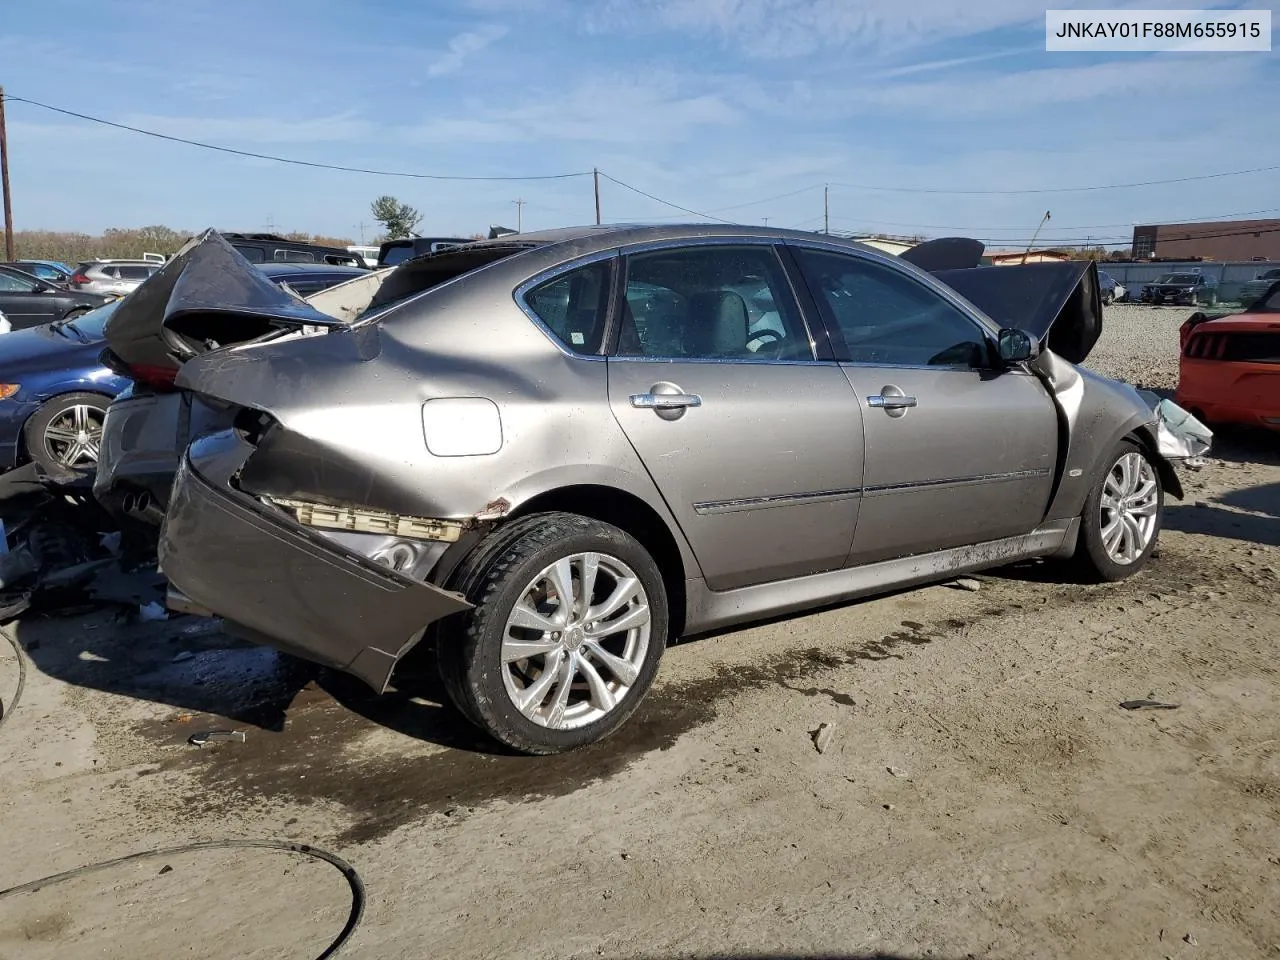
[948,578,982,592]
[811,722,836,754]
[188,729,247,747]
[887,766,911,779]
[0,461,170,623]
[1120,699,1180,711]
[1183,933,1198,946]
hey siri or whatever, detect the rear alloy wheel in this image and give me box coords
[438,512,668,754]
[23,392,109,474]
[1073,440,1163,582]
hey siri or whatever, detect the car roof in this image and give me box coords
[430,222,885,261]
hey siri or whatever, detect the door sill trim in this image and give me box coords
[684,519,1077,635]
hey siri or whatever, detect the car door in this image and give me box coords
[0,267,60,329]
[601,242,865,592]
[788,244,1060,566]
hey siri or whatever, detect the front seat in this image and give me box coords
[686,290,750,357]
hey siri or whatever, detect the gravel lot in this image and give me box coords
[1,315,1277,960]
[1085,303,1193,391]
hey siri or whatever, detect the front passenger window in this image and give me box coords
[792,248,990,368]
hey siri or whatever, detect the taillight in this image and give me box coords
[70,272,91,285]
[128,364,180,392]
[98,348,179,392]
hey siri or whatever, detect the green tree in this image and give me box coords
[370,195,422,239]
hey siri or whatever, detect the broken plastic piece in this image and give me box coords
[188,729,247,746]
[1137,391,1213,460]
[138,600,169,622]
[267,498,465,542]
[1119,699,1179,710]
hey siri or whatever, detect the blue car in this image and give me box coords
[0,263,368,475]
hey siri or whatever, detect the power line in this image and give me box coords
[704,184,822,213]
[597,172,735,224]
[823,206,1280,234]
[3,95,592,182]
[828,163,1280,195]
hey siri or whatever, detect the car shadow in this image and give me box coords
[12,609,319,732]
[314,645,517,756]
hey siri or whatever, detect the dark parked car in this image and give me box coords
[0,264,112,331]
[223,233,365,268]
[1140,272,1218,306]
[0,263,368,477]
[100,227,1194,755]
[4,261,72,284]
[377,235,473,267]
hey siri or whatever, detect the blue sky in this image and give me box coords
[2,0,1278,248]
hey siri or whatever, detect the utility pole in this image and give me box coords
[762,217,770,226]
[513,198,525,232]
[355,221,368,244]
[593,168,601,225]
[0,87,14,260]
[823,184,829,235]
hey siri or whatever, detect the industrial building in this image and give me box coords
[1131,219,1280,261]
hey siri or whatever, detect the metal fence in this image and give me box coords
[1097,259,1278,304]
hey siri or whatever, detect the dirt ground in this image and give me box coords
[1,315,1278,959]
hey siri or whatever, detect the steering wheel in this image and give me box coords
[746,329,784,354]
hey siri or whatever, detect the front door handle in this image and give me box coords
[630,392,702,410]
[867,395,917,410]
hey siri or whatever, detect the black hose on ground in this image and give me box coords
[0,839,366,959]
[0,626,26,734]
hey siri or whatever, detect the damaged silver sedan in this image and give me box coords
[101,226,1194,754]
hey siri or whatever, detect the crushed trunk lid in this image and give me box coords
[101,229,347,377]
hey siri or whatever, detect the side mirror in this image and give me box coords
[997,327,1040,364]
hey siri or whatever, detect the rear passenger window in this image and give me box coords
[523,261,612,354]
[233,245,266,263]
[118,266,151,280]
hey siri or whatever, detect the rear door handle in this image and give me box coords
[867,395,917,409]
[630,393,702,410]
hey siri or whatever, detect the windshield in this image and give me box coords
[1156,273,1200,284]
[55,298,121,340]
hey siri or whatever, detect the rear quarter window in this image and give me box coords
[522,261,612,354]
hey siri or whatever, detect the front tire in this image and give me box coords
[437,512,669,755]
[1073,440,1164,582]
[23,392,110,475]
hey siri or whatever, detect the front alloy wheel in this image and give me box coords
[1099,452,1160,565]
[438,512,669,754]
[1073,440,1164,582]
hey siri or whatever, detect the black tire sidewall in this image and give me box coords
[1077,440,1164,582]
[441,513,669,754]
[22,392,110,473]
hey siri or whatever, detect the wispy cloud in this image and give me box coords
[427,24,509,76]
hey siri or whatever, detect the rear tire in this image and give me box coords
[23,392,110,475]
[437,512,669,755]
[1072,440,1164,583]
